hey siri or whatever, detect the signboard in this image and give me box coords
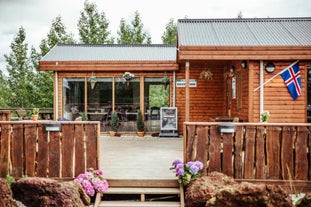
[176,79,197,87]
[160,107,178,131]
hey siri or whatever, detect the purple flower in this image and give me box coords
[190,165,199,174]
[175,163,184,176]
[194,161,203,170]
[172,159,183,167]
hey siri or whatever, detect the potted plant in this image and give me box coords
[136,110,145,137]
[32,108,39,121]
[88,76,97,90]
[162,75,170,90]
[109,111,119,136]
[199,69,213,80]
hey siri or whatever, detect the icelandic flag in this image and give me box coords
[280,61,301,100]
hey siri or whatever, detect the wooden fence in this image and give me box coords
[183,122,311,192]
[0,121,100,179]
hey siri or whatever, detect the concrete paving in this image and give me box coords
[99,135,183,180]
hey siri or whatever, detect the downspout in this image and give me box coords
[173,71,176,107]
[55,71,58,120]
[259,60,264,121]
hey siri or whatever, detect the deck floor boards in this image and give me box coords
[100,136,183,180]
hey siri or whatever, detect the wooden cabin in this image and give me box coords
[39,17,311,135]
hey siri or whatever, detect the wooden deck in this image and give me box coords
[100,136,183,180]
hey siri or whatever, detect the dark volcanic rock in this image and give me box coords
[0,178,17,207]
[185,172,292,207]
[11,177,90,207]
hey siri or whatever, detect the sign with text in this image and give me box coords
[176,79,197,87]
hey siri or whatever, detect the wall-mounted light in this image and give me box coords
[45,123,62,132]
[241,60,247,69]
[219,124,236,134]
[265,62,275,73]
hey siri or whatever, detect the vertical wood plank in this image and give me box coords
[85,124,97,169]
[234,126,244,179]
[0,124,11,177]
[11,124,23,177]
[295,126,308,180]
[49,131,61,177]
[209,125,221,173]
[244,126,256,179]
[62,124,74,177]
[75,124,85,176]
[24,124,37,176]
[222,133,234,176]
[281,126,295,180]
[255,126,265,179]
[196,126,208,176]
[309,126,311,180]
[185,125,196,162]
[37,124,48,177]
[266,126,281,179]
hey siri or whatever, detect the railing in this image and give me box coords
[0,108,54,120]
[0,121,100,179]
[183,122,311,192]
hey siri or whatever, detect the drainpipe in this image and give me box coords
[55,71,58,120]
[259,60,264,121]
[173,71,176,107]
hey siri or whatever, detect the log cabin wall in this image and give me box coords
[250,61,310,123]
[175,61,227,131]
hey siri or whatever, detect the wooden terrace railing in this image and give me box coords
[0,121,100,179]
[183,122,311,192]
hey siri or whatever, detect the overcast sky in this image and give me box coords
[0,0,310,74]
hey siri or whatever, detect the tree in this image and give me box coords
[30,16,76,107]
[4,27,34,107]
[77,0,114,44]
[117,11,151,44]
[161,18,177,44]
[0,71,9,107]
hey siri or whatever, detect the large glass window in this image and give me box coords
[63,78,85,120]
[87,78,112,121]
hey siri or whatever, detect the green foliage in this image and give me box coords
[117,11,151,44]
[136,110,144,131]
[161,18,177,44]
[78,1,114,44]
[109,111,119,132]
[79,112,88,121]
[149,85,169,108]
[4,27,35,108]
[6,175,15,187]
[32,108,39,115]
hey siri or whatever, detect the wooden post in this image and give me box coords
[185,61,190,122]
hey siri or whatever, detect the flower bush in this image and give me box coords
[122,72,134,81]
[170,159,203,186]
[261,110,270,122]
[74,168,109,197]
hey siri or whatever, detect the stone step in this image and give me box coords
[104,187,180,195]
[97,201,181,207]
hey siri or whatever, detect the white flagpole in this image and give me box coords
[253,60,299,92]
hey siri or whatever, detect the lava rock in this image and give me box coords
[11,177,90,207]
[0,178,17,207]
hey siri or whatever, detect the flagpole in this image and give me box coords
[253,60,299,92]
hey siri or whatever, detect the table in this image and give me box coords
[88,112,107,121]
[210,116,235,122]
